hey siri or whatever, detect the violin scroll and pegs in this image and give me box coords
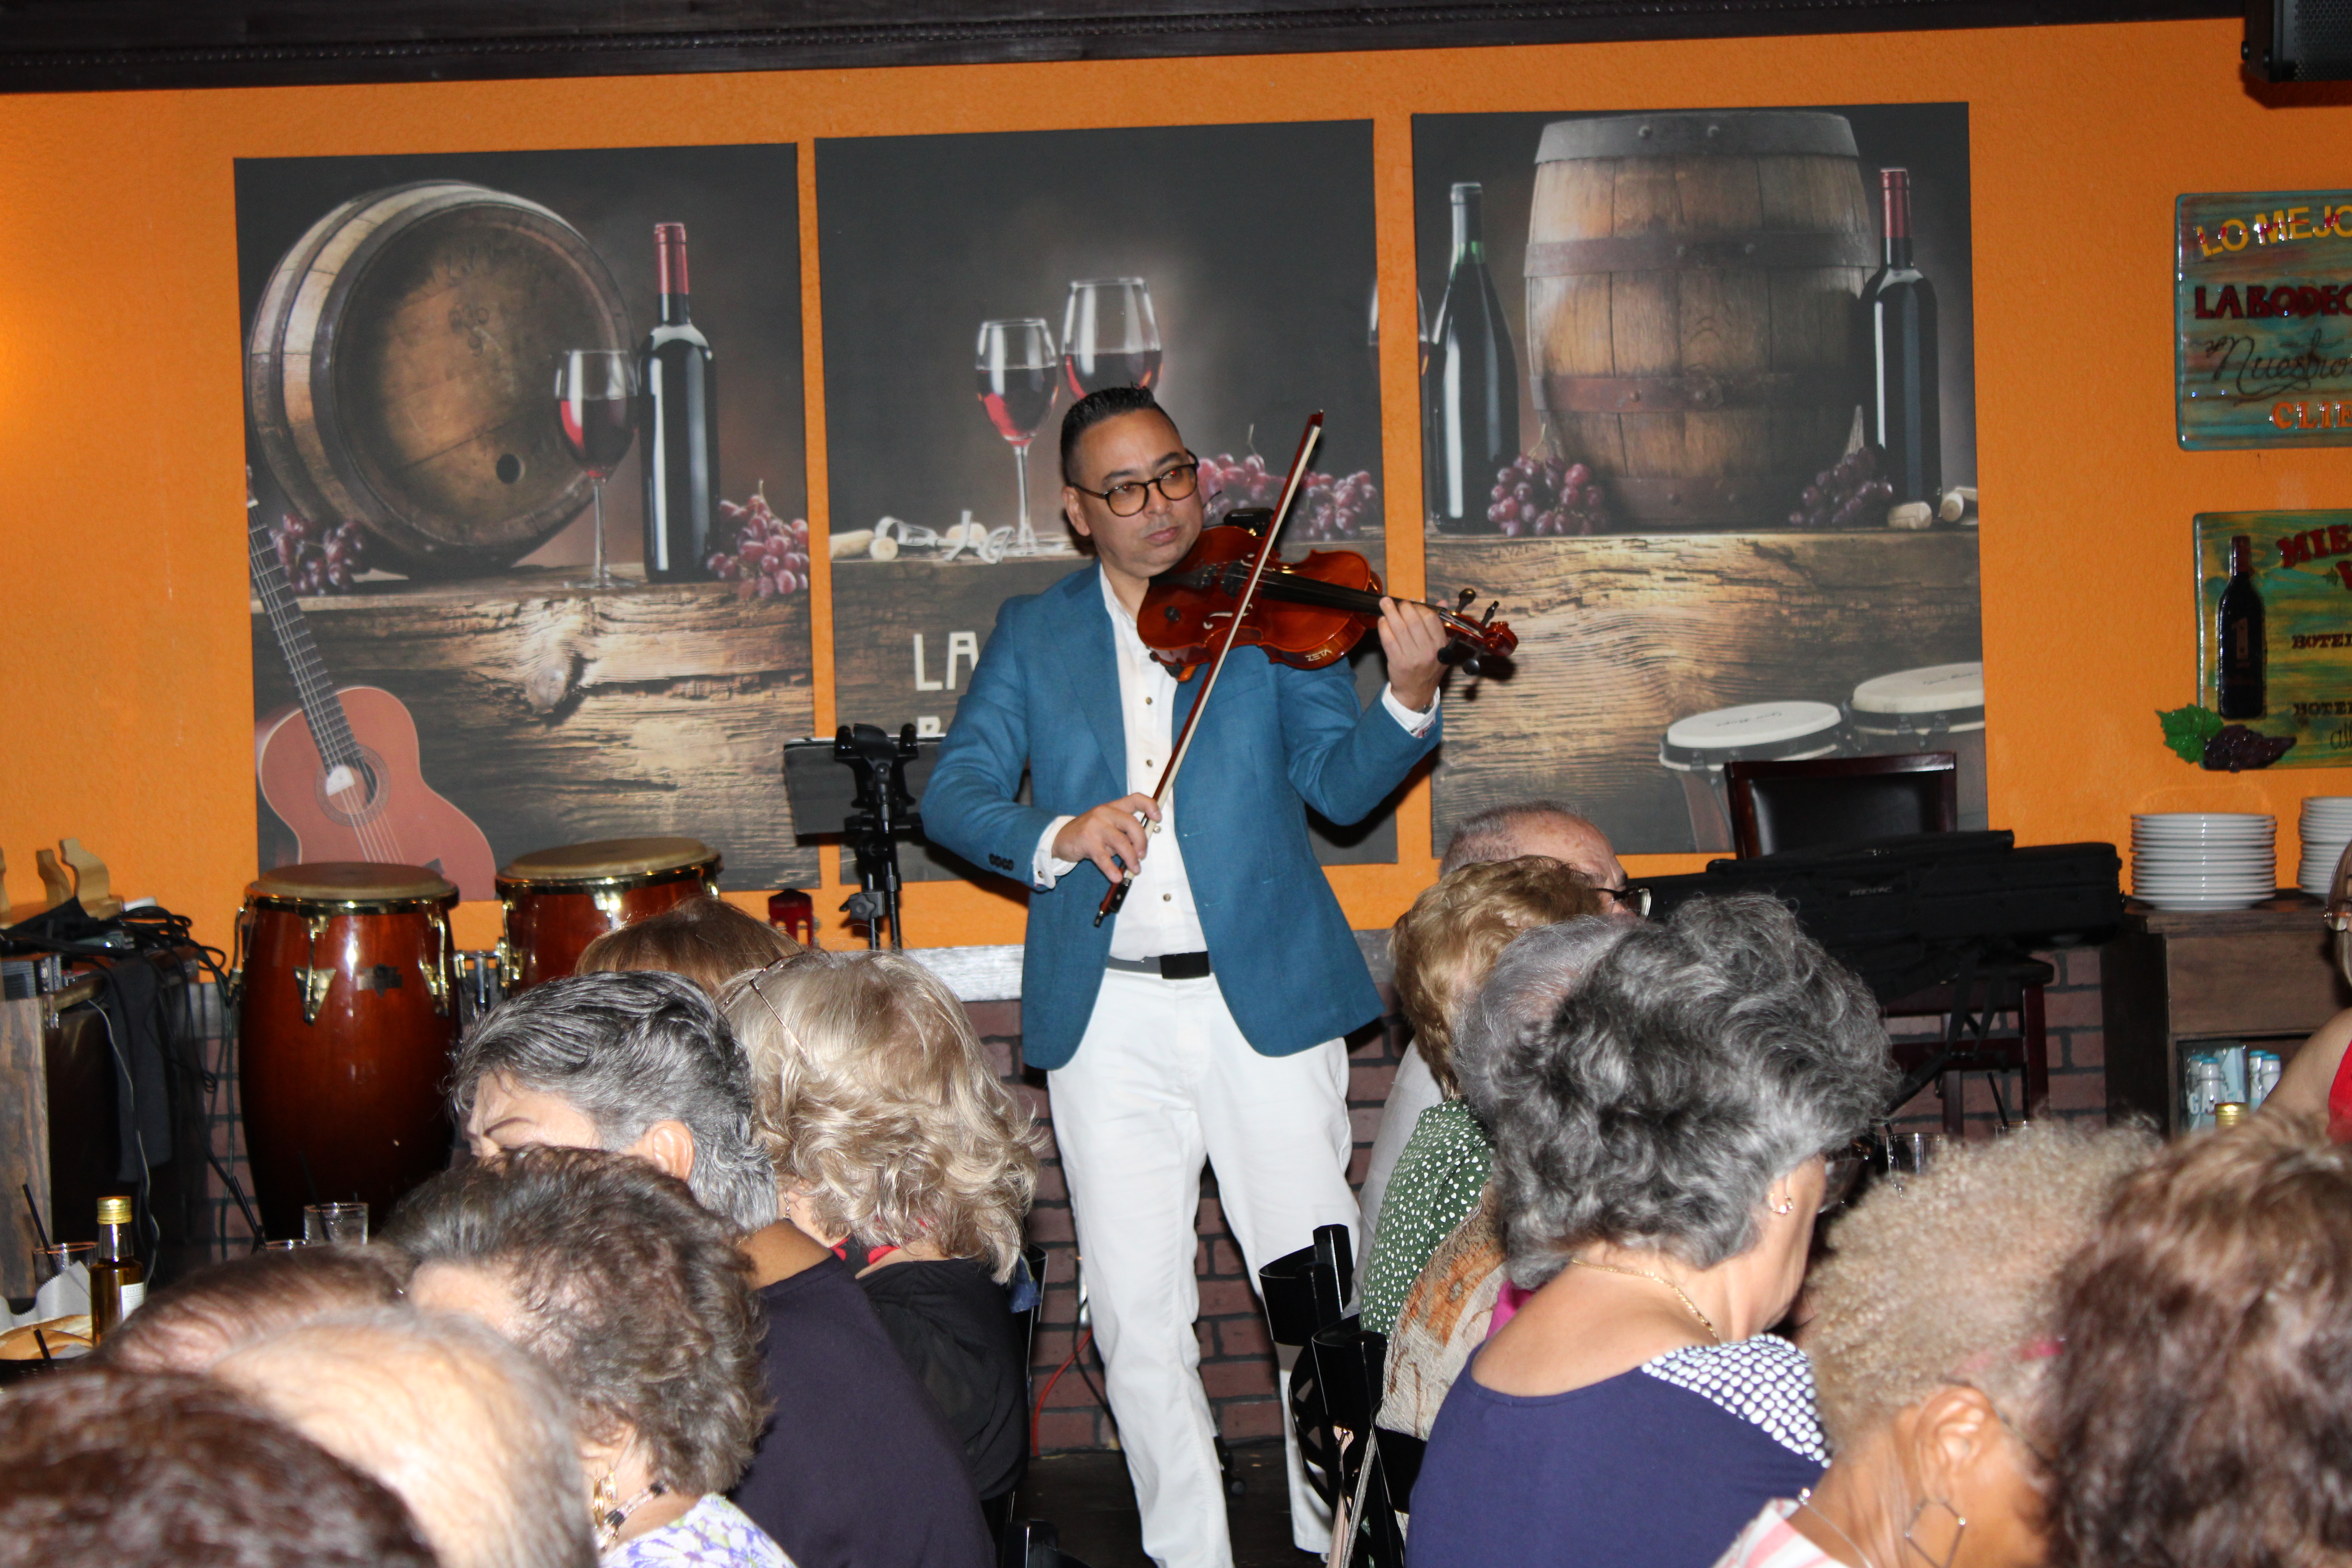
[1455,586,1478,612]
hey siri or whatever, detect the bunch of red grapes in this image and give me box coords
[271,514,366,594]
[2204,725,2296,771]
[1487,456,1608,537]
[1199,454,1381,543]
[708,492,812,599]
[1788,447,1898,530]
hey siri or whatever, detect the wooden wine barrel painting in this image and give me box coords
[1526,112,1874,530]
[248,181,631,576]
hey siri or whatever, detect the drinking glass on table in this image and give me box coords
[555,349,640,590]
[1061,278,1161,399]
[976,318,1060,557]
[304,1202,369,1246]
[34,1241,92,1285]
[1886,1132,1944,1190]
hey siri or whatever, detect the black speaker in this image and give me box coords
[2247,0,2352,81]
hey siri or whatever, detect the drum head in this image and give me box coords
[499,836,716,884]
[251,862,457,902]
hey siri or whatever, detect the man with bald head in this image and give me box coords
[1359,802,1639,1238]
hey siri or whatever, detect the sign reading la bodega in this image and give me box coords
[2179,191,2352,448]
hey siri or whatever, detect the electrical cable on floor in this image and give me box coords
[1031,1326,1095,1458]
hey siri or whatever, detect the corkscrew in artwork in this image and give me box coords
[1413,103,1987,855]
[234,144,817,892]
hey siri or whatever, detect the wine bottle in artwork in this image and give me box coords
[1863,168,1942,507]
[641,222,719,582]
[1426,182,1518,530]
[2218,532,2267,719]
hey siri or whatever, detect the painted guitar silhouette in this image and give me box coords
[248,493,496,899]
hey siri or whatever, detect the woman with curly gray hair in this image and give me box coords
[724,949,1044,1505]
[390,1146,781,1566]
[1409,893,1896,1568]
[1712,1122,2154,1568]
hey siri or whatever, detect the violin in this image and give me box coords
[1138,517,1518,680]
[1094,411,1516,930]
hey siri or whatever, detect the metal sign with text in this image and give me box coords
[2178,190,2352,449]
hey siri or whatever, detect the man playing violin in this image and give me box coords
[924,387,1446,1568]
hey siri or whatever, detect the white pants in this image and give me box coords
[1049,968,1359,1568]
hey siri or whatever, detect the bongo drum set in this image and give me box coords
[233,836,722,1235]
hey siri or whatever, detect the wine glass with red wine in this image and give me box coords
[555,349,639,589]
[976,318,1060,556]
[1061,279,1161,401]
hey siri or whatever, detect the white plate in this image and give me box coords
[2133,827,2277,839]
[2137,893,2276,910]
[2134,813,2277,826]
[2134,860,2277,873]
[2134,877,2278,890]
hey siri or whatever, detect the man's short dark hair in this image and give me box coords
[102,1242,408,1374]
[1060,385,1169,485]
[0,1367,437,1568]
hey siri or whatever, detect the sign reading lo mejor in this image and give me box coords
[2178,190,2352,448]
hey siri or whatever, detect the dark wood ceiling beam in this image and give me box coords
[0,0,2238,93]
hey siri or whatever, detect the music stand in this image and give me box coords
[780,725,941,949]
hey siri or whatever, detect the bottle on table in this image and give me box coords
[1425,181,1517,531]
[1863,167,1941,508]
[2217,533,2267,720]
[641,222,719,583]
[89,1194,145,1343]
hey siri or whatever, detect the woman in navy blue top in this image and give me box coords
[1410,896,1895,1568]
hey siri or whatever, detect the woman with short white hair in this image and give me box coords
[1410,893,1896,1568]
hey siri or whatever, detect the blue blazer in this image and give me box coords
[922,563,1441,1071]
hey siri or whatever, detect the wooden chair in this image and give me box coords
[1724,751,1958,860]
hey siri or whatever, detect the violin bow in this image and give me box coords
[1094,411,1323,928]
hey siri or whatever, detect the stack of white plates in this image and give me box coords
[2131,813,2277,910]
[2302,798,2352,895]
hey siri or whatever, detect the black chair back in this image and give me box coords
[1726,751,1958,858]
[1258,1222,1353,1347]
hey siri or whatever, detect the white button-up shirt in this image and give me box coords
[1031,569,1437,961]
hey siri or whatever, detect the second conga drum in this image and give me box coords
[497,837,720,991]
[235,862,459,1241]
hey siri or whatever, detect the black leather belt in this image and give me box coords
[1105,951,1213,980]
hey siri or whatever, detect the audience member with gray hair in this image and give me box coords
[1378,913,1633,1439]
[212,1304,595,1568]
[1363,800,1638,1239]
[453,971,778,1233]
[1411,893,1897,1568]
[395,1147,782,1566]
[505,954,992,1568]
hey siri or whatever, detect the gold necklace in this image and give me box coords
[1566,1256,1723,1343]
[1795,1488,1882,1568]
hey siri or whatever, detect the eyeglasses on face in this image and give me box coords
[1072,460,1201,518]
[1601,883,1651,918]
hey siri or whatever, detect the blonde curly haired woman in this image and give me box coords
[723,950,1044,1507]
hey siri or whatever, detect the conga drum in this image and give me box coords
[497,837,720,991]
[235,862,459,1240]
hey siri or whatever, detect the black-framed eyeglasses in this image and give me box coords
[1601,883,1651,918]
[1072,460,1201,518]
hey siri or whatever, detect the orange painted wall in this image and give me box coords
[2,18,2344,954]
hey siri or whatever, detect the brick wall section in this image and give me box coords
[969,993,1409,1454]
